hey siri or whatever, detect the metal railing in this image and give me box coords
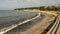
[42,15,60,34]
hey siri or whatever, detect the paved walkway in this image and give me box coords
[56,15,60,34]
[15,14,52,34]
[5,13,54,34]
[56,24,60,34]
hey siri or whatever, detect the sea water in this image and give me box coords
[0,10,37,29]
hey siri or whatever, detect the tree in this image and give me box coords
[39,6,45,10]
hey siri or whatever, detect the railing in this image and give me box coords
[42,15,60,34]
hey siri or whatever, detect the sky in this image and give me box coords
[0,0,60,10]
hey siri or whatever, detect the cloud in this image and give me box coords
[0,0,18,10]
[0,0,60,10]
[26,0,32,2]
[26,0,37,2]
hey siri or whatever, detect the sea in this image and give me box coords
[0,10,37,29]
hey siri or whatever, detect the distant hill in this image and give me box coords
[15,6,60,11]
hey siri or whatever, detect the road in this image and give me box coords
[3,13,51,34]
[42,14,60,34]
[56,15,60,34]
[56,24,60,34]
